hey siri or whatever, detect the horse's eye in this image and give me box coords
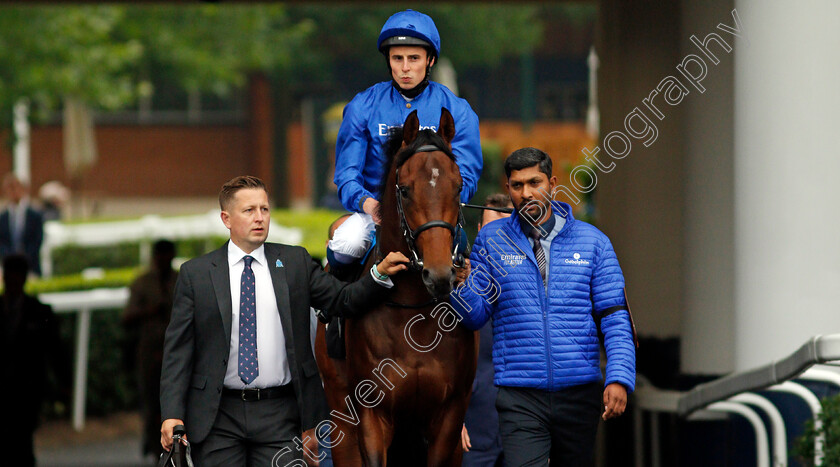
[399,186,410,198]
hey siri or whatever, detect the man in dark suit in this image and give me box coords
[0,254,71,466]
[160,175,408,466]
[0,174,45,276]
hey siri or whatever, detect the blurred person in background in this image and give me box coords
[461,194,511,467]
[38,180,71,222]
[0,254,71,467]
[122,239,178,460]
[328,9,483,276]
[0,173,45,276]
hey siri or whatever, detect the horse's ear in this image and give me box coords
[438,108,455,147]
[403,110,420,145]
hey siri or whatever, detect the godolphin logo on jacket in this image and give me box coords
[565,252,590,266]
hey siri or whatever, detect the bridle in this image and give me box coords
[394,143,466,271]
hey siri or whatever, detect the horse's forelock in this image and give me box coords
[379,127,456,194]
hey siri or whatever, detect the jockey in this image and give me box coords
[328,9,483,272]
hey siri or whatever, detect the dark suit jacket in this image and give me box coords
[0,206,45,275]
[160,241,388,444]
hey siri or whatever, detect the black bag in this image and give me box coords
[158,425,194,467]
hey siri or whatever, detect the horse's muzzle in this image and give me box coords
[422,266,456,299]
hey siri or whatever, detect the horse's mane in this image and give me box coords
[378,126,456,197]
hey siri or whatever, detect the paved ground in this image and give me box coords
[34,412,156,467]
[37,436,153,467]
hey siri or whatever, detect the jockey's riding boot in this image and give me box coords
[326,316,346,360]
[326,247,363,281]
[330,262,360,282]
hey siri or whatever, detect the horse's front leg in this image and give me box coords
[425,401,468,467]
[357,408,394,467]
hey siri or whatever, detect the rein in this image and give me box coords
[460,203,514,214]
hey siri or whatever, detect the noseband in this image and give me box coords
[395,144,466,271]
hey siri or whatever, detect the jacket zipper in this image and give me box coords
[539,244,552,390]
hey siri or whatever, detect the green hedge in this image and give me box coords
[26,268,139,294]
[50,238,223,276]
[53,310,137,417]
[794,393,840,466]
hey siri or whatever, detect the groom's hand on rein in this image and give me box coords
[454,258,471,286]
[378,252,410,276]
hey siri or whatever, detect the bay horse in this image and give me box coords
[315,108,477,467]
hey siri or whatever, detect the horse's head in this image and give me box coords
[393,108,463,299]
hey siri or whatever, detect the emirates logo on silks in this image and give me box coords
[565,252,590,266]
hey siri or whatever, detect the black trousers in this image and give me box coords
[193,392,304,467]
[496,383,602,467]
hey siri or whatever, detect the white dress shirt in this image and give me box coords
[224,242,291,389]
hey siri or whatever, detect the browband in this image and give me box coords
[415,144,441,153]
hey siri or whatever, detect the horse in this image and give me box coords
[315,108,477,467]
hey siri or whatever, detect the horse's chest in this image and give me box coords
[349,306,474,386]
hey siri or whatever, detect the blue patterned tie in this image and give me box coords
[238,255,259,384]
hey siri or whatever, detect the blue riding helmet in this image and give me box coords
[377,9,441,58]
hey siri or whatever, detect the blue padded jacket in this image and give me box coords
[450,202,636,392]
[334,81,482,212]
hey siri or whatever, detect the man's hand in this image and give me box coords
[160,418,186,451]
[602,383,628,420]
[302,428,320,466]
[377,251,410,276]
[461,424,472,452]
[363,198,382,224]
[454,258,471,287]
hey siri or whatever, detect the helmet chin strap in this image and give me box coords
[392,77,430,99]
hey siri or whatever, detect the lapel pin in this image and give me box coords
[276,259,284,268]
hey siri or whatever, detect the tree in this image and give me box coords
[117,4,313,96]
[0,4,315,196]
[0,4,314,122]
[0,7,142,122]
[285,5,544,85]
